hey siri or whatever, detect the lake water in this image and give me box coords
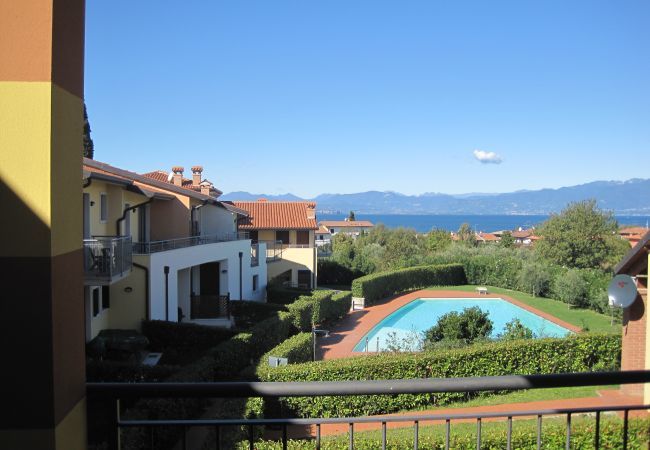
[318,213,650,233]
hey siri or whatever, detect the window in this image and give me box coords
[252,275,258,291]
[101,286,110,309]
[298,270,311,289]
[330,228,335,233]
[297,230,310,245]
[92,288,100,317]
[276,230,290,245]
[100,193,108,222]
[249,230,258,242]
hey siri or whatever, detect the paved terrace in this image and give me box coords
[318,289,582,360]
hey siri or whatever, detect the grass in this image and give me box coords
[432,285,620,334]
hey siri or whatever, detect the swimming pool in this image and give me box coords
[353,298,572,352]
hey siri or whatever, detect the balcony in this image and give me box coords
[258,239,283,262]
[251,243,259,267]
[83,236,133,285]
[133,232,249,254]
[87,370,650,450]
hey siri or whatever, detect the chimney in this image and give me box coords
[171,166,184,186]
[306,203,316,219]
[191,165,203,187]
[200,180,213,196]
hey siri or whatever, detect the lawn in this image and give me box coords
[434,285,620,334]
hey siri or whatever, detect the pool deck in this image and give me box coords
[318,289,582,360]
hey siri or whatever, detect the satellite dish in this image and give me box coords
[608,275,638,308]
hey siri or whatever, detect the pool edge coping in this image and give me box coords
[320,289,582,360]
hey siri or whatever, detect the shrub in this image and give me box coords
[500,319,534,340]
[141,320,235,351]
[258,334,620,418]
[517,261,552,297]
[287,297,315,331]
[86,359,178,382]
[243,417,649,449]
[318,259,364,286]
[424,306,493,345]
[231,300,287,330]
[287,290,352,331]
[552,269,590,308]
[351,264,466,304]
[257,332,313,376]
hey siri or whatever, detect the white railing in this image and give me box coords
[133,232,249,254]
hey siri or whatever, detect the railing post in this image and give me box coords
[107,398,121,450]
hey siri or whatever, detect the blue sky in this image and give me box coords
[85,1,649,198]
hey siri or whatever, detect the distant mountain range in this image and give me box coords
[220,178,650,215]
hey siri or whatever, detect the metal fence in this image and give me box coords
[86,370,650,450]
[133,232,250,254]
[83,236,132,284]
[258,240,283,262]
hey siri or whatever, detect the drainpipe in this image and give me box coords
[133,262,150,320]
[83,177,92,188]
[238,251,243,300]
[190,200,210,236]
[116,198,154,236]
[164,266,170,321]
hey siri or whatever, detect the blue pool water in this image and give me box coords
[353,298,572,352]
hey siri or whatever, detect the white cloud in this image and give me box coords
[473,149,503,164]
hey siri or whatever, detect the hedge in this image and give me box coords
[240,417,649,449]
[318,259,365,286]
[258,334,620,418]
[141,320,235,351]
[86,359,178,382]
[257,332,313,374]
[117,311,295,450]
[351,264,466,304]
[230,300,287,330]
[288,290,352,331]
[267,285,312,305]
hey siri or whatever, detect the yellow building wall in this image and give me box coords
[258,230,276,241]
[267,247,316,286]
[149,194,192,241]
[83,181,147,240]
[109,267,147,330]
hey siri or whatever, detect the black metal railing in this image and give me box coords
[87,370,650,450]
[133,232,249,254]
[190,293,230,320]
[83,236,132,285]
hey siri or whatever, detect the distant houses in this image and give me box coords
[316,219,375,246]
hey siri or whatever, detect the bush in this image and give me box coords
[231,300,287,330]
[517,261,552,297]
[287,290,352,331]
[141,320,235,351]
[424,306,493,345]
[257,332,313,375]
[351,264,466,305]
[243,417,649,449]
[267,285,313,304]
[258,334,620,418]
[86,359,179,382]
[500,319,534,340]
[318,259,364,286]
[552,269,590,308]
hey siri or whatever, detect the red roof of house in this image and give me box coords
[477,232,499,241]
[619,227,649,236]
[141,170,222,196]
[512,230,534,238]
[316,224,330,234]
[320,220,374,228]
[233,201,318,230]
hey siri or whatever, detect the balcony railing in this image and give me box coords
[83,236,132,285]
[87,370,650,450]
[189,294,230,320]
[133,232,249,254]
[258,240,283,262]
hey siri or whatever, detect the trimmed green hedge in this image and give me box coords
[230,300,287,330]
[141,320,235,351]
[241,417,649,449]
[258,334,620,418]
[86,359,179,382]
[351,264,466,304]
[258,332,313,373]
[287,290,352,331]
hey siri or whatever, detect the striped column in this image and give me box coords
[0,1,87,449]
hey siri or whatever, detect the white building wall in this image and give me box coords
[200,205,237,235]
[148,239,266,321]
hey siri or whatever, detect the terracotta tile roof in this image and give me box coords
[233,201,318,230]
[320,220,374,228]
[619,227,649,236]
[512,230,534,238]
[477,232,499,241]
[141,170,222,196]
[316,224,331,234]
